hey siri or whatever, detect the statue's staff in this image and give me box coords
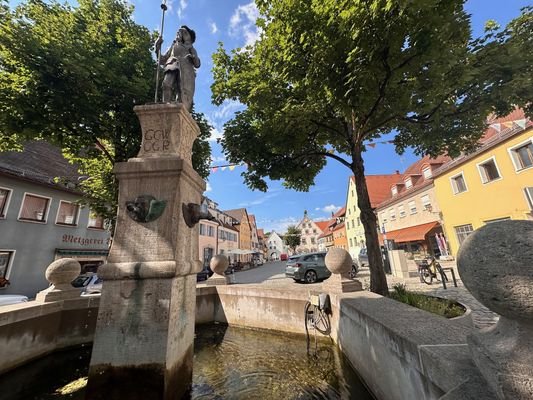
[154,0,168,103]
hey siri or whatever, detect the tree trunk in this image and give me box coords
[351,144,389,296]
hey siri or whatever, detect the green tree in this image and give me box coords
[283,225,301,254]
[212,0,531,295]
[0,0,211,222]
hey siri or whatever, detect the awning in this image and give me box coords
[383,222,441,243]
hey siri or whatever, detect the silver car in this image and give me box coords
[285,252,330,283]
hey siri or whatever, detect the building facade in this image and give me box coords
[376,156,451,259]
[266,231,285,260]
[0,142,110,297]
[345,174,403,260]
[224,208,252,262]
[203,198,240,264]
[295,211,328,253]
[433,112,532,256]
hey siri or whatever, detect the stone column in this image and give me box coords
[86,104,204,400]
[322,248,362,293]
[457,220,533,400]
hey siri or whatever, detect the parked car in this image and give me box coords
[280,254,288,261]
[358,248,369,267]
[0,294,29,306]
[285,252,330,283]
[197,266,213,282]
[72,273,102,295]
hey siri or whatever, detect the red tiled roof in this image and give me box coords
[257,228,265,238]
[384,221,440,243]
[314,220,330,233]
[353,174,404,208]
[333,222,345,232]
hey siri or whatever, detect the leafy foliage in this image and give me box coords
[283,225,301,253]
[212,0,531,294]
[0,0,212,222]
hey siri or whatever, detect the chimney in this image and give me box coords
[395,170,400,174]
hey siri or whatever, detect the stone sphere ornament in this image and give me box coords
[457,220,533,321]
[45,258,82,290]
[325,248,353,275]
[210,254,229,275]
[457,220,533,400]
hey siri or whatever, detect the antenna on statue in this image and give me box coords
[154,0,168,103]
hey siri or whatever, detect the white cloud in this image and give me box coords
[319,204,341,214]
[205,182,213,192]
[210,155,227,163]
[257,216,300,234]
[209,21,218,34]
[208,126,224,142]
[229,2,261,47]
[213,100,244,121]
[177,0,187,19]
[238,191,280,208]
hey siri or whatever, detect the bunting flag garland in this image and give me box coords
[515,119,527,129]
[229,165,236,171]
[211,167,218,173]
[490,123,501,132]
[367,143,376,148]
[490,118,530,132]
[221,166,227,171]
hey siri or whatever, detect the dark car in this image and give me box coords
[285,252,330,283]
[197,266,213,282]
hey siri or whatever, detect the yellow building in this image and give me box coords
[345,174,401,260]
[433,112,532,256]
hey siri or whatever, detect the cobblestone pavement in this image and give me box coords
[218,261,499,330]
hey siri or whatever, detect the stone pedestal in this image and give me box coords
[86,104,204,400]
[323,248,363,293]
[389,250,409,278]
[457,220,533,400]
[35,258,81,302]
[206,254,231,286]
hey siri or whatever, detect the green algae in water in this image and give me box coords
[2,325,373,400]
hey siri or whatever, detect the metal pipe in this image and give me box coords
[154,0,168,103]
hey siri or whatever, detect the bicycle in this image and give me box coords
[416,257,448,285]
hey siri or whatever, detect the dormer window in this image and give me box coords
[405,178,413,189]
[423,167,432,179]
[391,186,398,196]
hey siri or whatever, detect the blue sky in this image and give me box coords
[11,0,531,232]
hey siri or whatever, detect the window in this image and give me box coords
[349,238,353,247]
[405,178,413,189]
[389,208,396,221]
[422,167,432,179]
[200,224,206,235]
[524,187,533,210]
[421,194,431,209]
[509,140,533,171]
[208,226,215,237]
[391,186,398,196]
[399,205,406,218]
[311,237,315,244]
[455,224,474,245]
[477,157,501,183]
[357,217,361,226]
[301,238,307,245]
[0,251,15,285]
[56,201,79,226]
[408,200,417,214]
[19,193,50,222]
[0,188,12,218]
[88,211,105,229]
[450,173,467,194]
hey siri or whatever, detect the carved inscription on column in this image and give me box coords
[143,129,170,153]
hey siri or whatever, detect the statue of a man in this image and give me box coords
[155,25,201,110]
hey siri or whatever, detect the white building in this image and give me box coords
[266,231,286,260]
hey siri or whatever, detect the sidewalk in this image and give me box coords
[358,266,499,329]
